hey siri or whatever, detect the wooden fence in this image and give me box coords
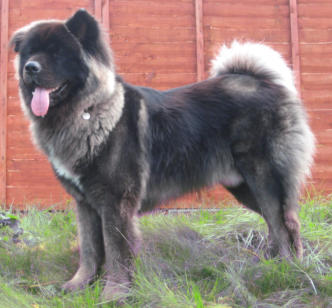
[0,0,331,209]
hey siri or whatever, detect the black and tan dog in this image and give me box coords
[11,9,315,300]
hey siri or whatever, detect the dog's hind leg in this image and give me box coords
[283,206,302,259]
[226,183,261,215]
[280,181,303,259]
[62,200,104,291]
[226,164,295,258]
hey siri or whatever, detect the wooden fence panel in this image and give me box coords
[109,0,197,90]
[1,0,331,209]
[298,0,332,193]
[6,0,94,208]
[203,0,291,76]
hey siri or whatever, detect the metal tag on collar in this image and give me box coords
[82,112,91,120]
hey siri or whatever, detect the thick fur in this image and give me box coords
[11,9,315,301]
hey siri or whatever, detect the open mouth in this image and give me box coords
[30,82,69,117]
[48,82,69,98]
[31,81,69,98]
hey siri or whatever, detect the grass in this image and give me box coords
[0,195,331,307]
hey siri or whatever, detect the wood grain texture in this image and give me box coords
[204,2,289,17]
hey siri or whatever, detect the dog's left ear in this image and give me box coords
[65,9,100,50]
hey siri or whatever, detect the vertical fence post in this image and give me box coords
[194,0,204,201]
[195,0,205,82]
[289,0,301,96]
[102,0,110,35]
[94,0,102,23]
[0,0,9,206]
[94,0,110,33]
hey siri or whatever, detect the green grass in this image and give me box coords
[0,196,331,307]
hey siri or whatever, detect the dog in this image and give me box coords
[11,9,315,300]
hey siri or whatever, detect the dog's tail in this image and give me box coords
[210,40,297,96]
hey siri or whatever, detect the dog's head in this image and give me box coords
[11,9,112,118]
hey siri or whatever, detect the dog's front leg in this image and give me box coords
[62,200,104,291]
[100,199,140,302]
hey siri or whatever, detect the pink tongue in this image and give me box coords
[31,87,50,117]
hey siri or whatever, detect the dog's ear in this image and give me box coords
[10,30,26,53]
[65,9,100,50]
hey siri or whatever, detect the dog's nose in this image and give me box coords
[24,61,41,74]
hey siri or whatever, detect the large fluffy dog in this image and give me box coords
[11,9,314,300]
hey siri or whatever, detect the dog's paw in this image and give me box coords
[61,278,89,292]
[101,280,130,305]
[61,268,95,292]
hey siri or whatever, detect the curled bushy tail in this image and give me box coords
[210,41,297,96]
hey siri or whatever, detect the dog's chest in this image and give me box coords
[50,154,83,190]
[30,122,86,190]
